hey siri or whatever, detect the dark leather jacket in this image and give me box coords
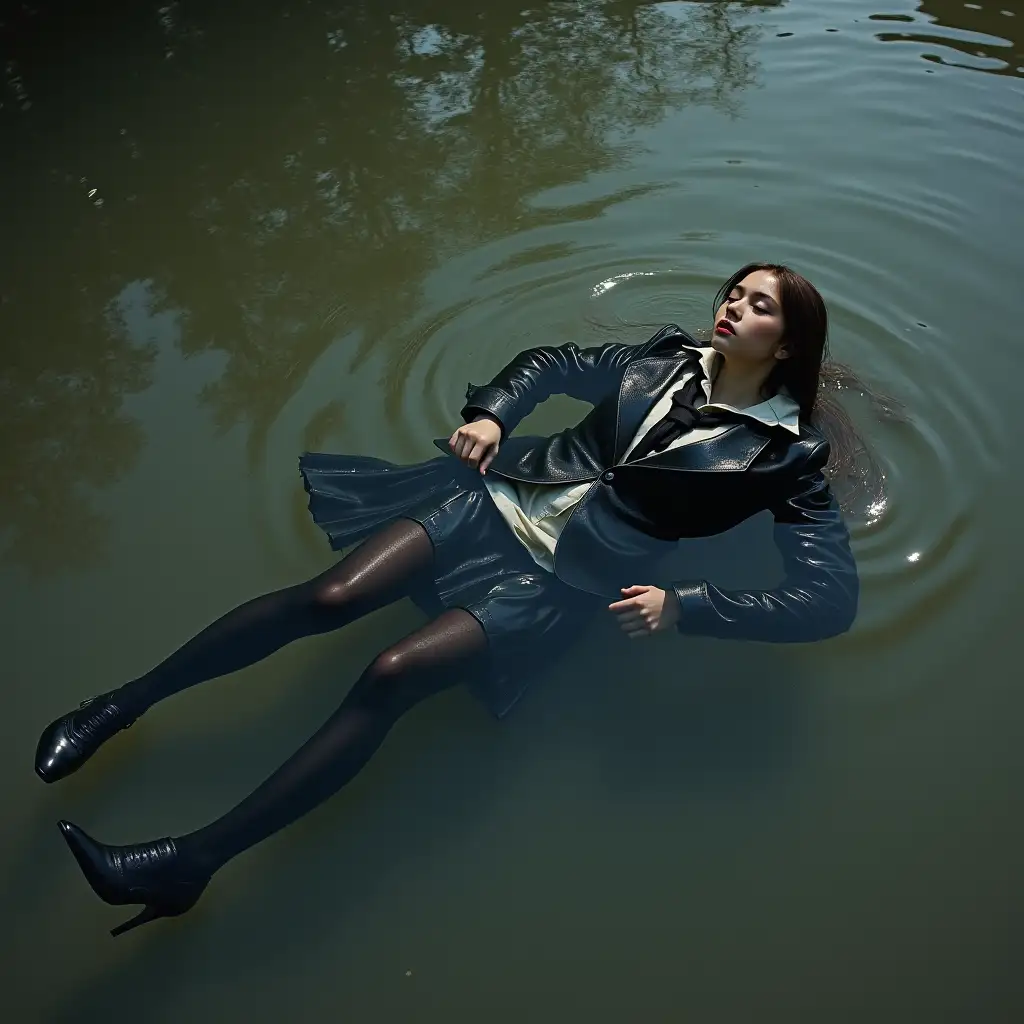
[435,325,859,642]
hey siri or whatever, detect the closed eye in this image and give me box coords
[730,293,770,315]
[729,286,777,315]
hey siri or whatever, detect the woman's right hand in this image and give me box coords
[448,414,502,474]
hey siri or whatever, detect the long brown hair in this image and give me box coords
[713,262,901,514]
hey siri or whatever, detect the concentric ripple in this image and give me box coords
[254,212,996,650]
[250,1,1018,656]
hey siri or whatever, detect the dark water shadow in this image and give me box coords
[0,0,774,577]
[2,519,812,1020]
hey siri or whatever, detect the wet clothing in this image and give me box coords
[300,453,603,717]
[483,344,801,575]
[301,324,859,717]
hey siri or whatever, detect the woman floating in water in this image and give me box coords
[37,262,888,936]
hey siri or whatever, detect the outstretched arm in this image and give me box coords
[460,325,684,437]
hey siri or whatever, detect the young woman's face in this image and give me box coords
[711,269,788,364]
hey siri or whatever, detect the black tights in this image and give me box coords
[112,518,488,875]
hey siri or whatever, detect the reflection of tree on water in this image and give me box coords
[873,0,1023,76]
[0,267,156,573]
[176,1,774,438]
[0,0,776,574]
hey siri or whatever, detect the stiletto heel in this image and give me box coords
[110,904,165,937]
[59,820,209,937]
[35,692,137,783]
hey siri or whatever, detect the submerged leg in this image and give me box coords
[115,516,436,715]
[175,607,487,873]
[36,517,436,783]
[58,609,489,934]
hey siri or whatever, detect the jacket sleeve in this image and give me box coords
[669,441,860,642]
[459,336,653,437]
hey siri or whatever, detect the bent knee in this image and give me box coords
[349,650,416,712]
[366,649,408,682]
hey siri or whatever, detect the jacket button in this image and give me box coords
[602,470,615,483]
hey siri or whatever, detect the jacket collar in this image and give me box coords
[694,346,801,435]
[612,340,802,469]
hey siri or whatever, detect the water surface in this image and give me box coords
[2,1,1023,1020]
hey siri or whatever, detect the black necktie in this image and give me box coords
[628,365,726,461]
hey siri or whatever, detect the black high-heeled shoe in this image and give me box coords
[59,820,209,937]
[35,692,137,783]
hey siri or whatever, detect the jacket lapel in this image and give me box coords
[612,349,697,464]
[613,345,773,472]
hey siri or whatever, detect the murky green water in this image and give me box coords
[3,0,1023,1019]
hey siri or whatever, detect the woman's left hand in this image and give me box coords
[609,585,680,638]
